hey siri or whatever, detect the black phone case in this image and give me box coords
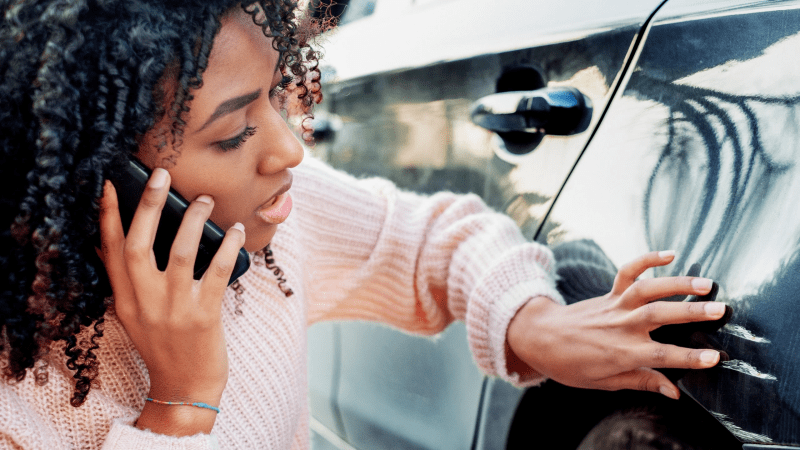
[111,159,250,285]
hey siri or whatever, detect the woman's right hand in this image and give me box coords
[98,168,245,436]
[507,251,725,400]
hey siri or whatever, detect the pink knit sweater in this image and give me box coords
[0,156,564,449]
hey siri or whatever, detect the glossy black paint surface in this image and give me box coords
[540,0,800,445]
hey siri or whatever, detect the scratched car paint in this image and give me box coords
[307,0,800,448]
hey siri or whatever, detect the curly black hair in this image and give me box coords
[0,0,323,407]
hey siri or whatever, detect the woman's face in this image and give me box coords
[136,8,304,252]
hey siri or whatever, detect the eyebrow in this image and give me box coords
[195,51,283,133]
[197,89,262,132]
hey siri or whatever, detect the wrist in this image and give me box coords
[506,296,562,377]
[135,400,219,436]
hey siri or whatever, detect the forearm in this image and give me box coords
[294,156,554,329]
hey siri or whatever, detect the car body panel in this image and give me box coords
[336,322,483,449]
[539,0,800,445]
[307,322,343,440]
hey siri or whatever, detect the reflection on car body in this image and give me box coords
[308,0,800,448]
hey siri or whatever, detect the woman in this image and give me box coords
[0,0,727,448]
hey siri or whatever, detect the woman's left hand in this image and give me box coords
[506,250,726,400]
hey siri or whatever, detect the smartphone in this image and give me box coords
[109,158,250,285]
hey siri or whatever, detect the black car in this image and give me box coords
[308,0,800,448]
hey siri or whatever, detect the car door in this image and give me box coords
[537,0,800,447]
[308,0,671,448]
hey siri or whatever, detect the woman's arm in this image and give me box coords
[292,156,562,382]
[293,157,724,395]
[97,170,243,444]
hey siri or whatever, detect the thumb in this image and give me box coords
[595,367,680,400]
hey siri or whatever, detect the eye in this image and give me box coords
[216,126,257,152]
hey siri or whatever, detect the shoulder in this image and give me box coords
[293,153,397,199]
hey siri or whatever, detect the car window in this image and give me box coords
[339,0,377,24]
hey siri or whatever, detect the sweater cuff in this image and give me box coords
[101,416,220,450]
[465,244,565,388]
[491,280,564,387]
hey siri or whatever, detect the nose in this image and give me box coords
[256,113,305,175]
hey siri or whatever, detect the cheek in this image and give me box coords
[206,206,231,229]
[177,175,277,249]
[200,182,251,228]
[166,165,249,228]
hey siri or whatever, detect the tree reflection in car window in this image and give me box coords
[639,75,800,279]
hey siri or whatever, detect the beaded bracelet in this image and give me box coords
[146,397,221,414]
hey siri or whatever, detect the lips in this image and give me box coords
[256,179,293,225]
[256,192,293,224]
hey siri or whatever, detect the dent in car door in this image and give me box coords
[539,0,800,446]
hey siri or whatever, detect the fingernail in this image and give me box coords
[659,385,679,400]
[195,195,213,204]
[658,250,676,259]
[231,222,245,233]
[705,302,726,316]
[700,350,720,365]
[692,278,713,292]
[149,168,168,189]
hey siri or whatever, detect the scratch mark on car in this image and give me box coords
[722,324,771,344]
[720,360,778,381]
[710,411,773,444]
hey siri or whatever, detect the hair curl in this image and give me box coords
[0,0,325,407]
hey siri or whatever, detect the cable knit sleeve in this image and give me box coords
[291,155,565,386]
[0,330,221,450]
[100,418,219,450]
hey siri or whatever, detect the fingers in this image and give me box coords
[125,168,170,273]
[99,181,138,317]
[633,300,727,330]
[200,222,246,298]
[634,342,720,371]
[619,276,714,309]
[611,250,676,295]
[98,180,124,261]
[596,368,681,400]
[166,195,215,284]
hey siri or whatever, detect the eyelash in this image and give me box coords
[216,126,257,152]
[214,75,289,152]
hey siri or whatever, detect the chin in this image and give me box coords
[243,224,278,252]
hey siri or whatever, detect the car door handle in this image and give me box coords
[470,86,593,136]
